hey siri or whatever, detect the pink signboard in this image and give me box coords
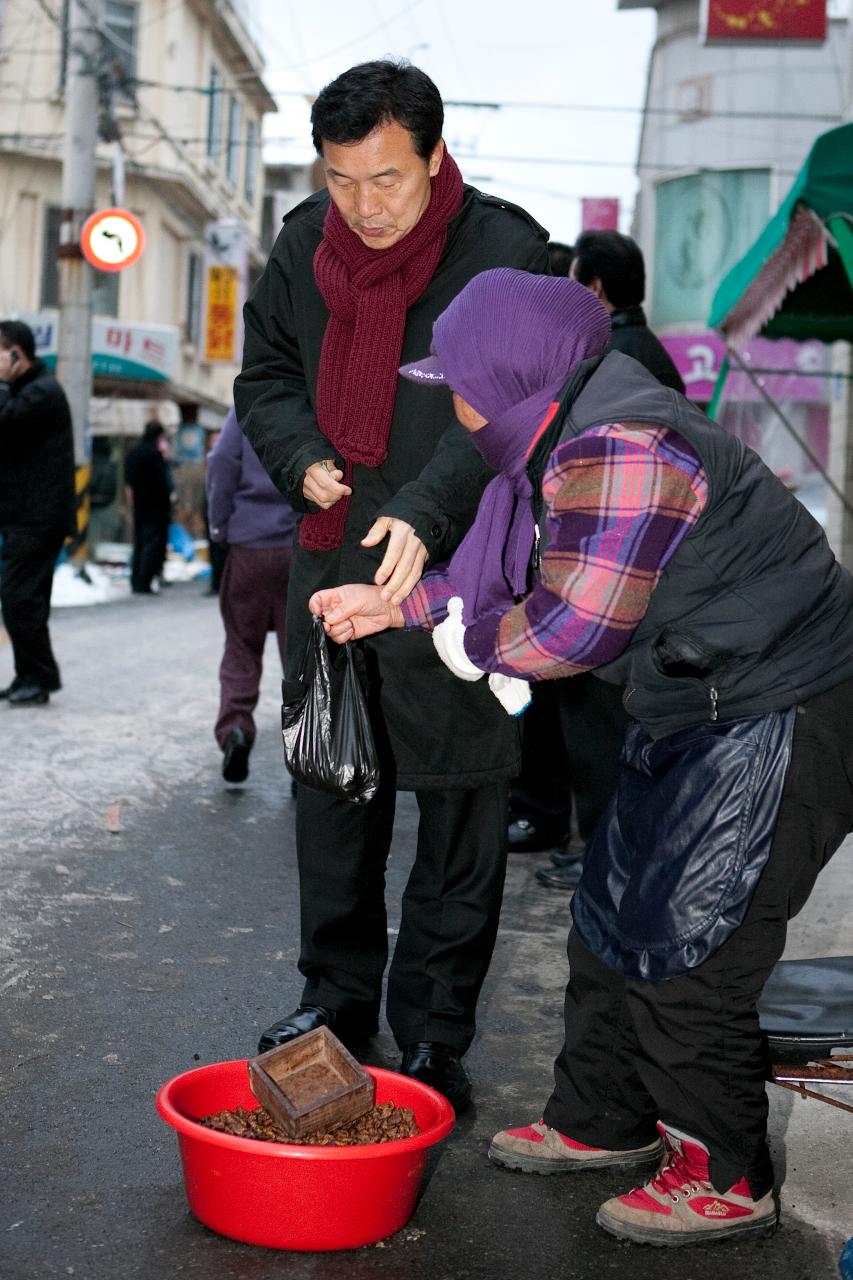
[660,332,828,403]
[581,198,620,231]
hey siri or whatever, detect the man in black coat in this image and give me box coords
[571,229,684,392]
[0,320,75,707]
[125,422,173,594]
[235,60,549,1110]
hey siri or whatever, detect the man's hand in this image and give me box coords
[309,584,404,644]
[303,459,352,509]
[361,516,428,604]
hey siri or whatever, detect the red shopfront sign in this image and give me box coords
[702,0,827,43]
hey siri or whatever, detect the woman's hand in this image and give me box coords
[309,584,405,643]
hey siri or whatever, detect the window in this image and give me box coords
[207,67,223,160]
[226,96,241,187]
[185,250,203,345]
[104,1,138,99]
[652,170,770,329]
[41,205,119,317]
[245,118,257,204]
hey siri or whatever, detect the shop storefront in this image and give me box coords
[662,331,833,526]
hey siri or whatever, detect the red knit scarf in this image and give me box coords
[300,151,464,550]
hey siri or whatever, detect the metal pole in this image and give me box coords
[56,0,102,552]
[726,345,853,525]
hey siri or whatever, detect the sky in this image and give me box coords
[249,0,658,244]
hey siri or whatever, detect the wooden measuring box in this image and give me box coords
[248,1026,374,1140]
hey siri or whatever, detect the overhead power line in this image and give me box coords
[123,76,845,126]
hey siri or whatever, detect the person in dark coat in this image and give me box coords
[125,422,172,594]
[234,59,549,1111]
[310,269,853,1248]
[207,408,296,783]
[508,238,630,892]
[570,229,684,392]
[0,319,75,706]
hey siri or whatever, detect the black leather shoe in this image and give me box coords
[257,1004,377,1055]
[400,1042,472,1114]
[0,679,21,699]
[508,817,566,854]
[549,838,587,867]
[535,856,584,890]
[7,683,49,706]
[222,728,251,783]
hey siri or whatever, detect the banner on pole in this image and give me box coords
[701,0,827,44]
[581,198,620,231]
[204,266,240,363]
[201,220,248,365]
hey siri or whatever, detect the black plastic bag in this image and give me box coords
[281,615,380,805]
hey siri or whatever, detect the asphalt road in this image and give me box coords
[2,585,851,1279]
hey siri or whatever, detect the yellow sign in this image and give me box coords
[204,265,239,363]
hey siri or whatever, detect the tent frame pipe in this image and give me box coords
[725,345,853,523]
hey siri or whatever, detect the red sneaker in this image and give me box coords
[596,1122,778,1246]
[489,1119,662,1174]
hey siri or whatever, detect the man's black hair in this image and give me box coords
[0,319,36,360]
[572,230,646,310]
[142,421,165,442]
[311,60,444,160]
[547,241,574,278]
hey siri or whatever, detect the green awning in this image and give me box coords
[709,123,853,346]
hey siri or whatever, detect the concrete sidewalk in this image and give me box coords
[2,587,851,1279]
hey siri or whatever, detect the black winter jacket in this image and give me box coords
[0,359,75,534]
[607,306,684,393]
[235,186,550,788]
[125,440,172,522]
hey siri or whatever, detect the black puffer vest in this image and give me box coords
[528,351,853,739]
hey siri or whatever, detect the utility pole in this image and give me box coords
[56,0,102,553]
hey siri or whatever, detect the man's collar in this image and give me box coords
[12,357,44,388]
[610,305,647,329]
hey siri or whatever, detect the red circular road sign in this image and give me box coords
[80,207,145,272]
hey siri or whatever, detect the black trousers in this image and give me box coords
[296,778,509,1053]
[0,526,65,690]
[512,674,629,840]
[131,516,168,593]
[543,677,853,1197]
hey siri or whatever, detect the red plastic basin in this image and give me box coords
[156,1059,455,1251]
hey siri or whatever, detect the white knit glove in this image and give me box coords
[432,597,483,681]
[488,672,532,717]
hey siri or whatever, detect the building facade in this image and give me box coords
[618,0,850,530]
[0,0,277,544]
[0,0,275,428]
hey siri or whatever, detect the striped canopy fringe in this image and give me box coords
[722,205,828,349]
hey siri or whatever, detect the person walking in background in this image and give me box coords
[125,422,172,595]
[0,319,75,707]
[571,229,684,392]
[235,59,549,1111]
[207,408,295,784]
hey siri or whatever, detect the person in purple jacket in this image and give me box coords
[207,408,296,783]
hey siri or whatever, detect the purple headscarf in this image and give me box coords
[421,269,611,625]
